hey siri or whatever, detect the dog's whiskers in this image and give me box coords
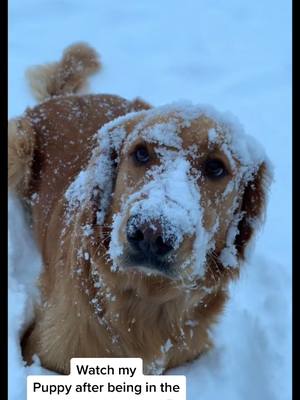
[207,251,222,288]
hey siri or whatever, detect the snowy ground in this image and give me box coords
[8,1,292,399]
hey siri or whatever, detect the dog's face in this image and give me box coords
[66,104,271,297]
[109,114,241,278]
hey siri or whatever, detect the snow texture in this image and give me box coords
[8,1,291,400]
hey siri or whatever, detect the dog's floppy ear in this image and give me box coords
[8,117,36,196]
[66,112,146,226]
[234,162,272,260]
[99,113,146,193]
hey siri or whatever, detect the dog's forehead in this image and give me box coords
[99,102,268,178]
[180,116,219,150]
[123,111,223,153]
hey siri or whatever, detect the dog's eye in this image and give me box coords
[134,146,150,164]
[203,159,228,179]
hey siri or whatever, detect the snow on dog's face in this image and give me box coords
[65,103,272,288]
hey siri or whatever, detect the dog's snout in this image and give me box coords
[126,216,174,257]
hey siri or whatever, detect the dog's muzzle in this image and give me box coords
[126,215,175,270]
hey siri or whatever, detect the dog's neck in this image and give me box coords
[67,242,229,371]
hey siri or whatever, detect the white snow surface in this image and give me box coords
[8,1,291,400]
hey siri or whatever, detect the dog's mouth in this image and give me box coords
[118,248,175,278]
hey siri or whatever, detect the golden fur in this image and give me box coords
[8,43,271,375]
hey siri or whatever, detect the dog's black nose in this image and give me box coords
[126,216,174,257]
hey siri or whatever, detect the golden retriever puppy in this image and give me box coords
[8,43,272,375]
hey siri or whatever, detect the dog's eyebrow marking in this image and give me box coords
[125,121,183,151]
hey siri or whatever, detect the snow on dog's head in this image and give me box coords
[65,102,272,288]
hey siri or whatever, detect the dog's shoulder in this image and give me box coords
[9,93,151,197]
[26,93,140,143]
